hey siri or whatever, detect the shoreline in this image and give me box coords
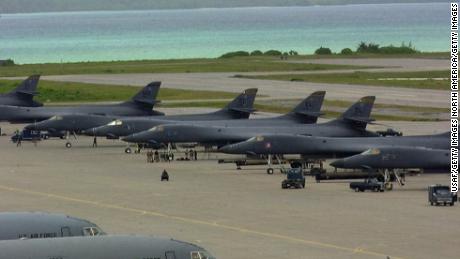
[1,2,448,16]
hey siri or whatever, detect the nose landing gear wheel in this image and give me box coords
[267,168,274,174]
[125,147,132,154]
[65,142,72,148]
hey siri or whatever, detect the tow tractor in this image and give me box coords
[281,168,306,189]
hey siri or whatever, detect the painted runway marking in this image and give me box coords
[0,185,405,259]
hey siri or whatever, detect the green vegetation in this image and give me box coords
[340,48,353,55]
[357,42,417,55]
[219,51,250,58]
[219,49,299,58]
[0,59,15,66]
[0,80,237,103]
[263,50,283,56]
[0,57,364,77]
[311,42,419,56]
[241,70,450,90]
[219,42,425,60]
[314,47,333,55]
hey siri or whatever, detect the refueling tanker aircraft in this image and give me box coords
[89,90,325,139]
[0,75,42,107]
[0,81,163,123]
[122,96,377,147]
[0,235,216,259]
[0,212,105,240]
[25,88,259,136]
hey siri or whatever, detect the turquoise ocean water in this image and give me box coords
[0,3,451,64]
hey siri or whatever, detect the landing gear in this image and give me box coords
[266,154,276,175]
[381,169,405,190]
[64,131,77,148]
[125,147,132,154]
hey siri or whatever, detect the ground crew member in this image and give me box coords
[92,137,97,148]
[154,150,160,162]
[161,169,169,181]
[189,149,194,161]
[146,150,152,163]
[16,134,22,147]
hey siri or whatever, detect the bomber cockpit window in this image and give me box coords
[246,136,264,143]
[50,115,63,121]
[83,227,103,236]
[108,120,123,126]
[149,125,164,132]
[191,251,215,259]
[362,148,380,156]
[255,136,264,142]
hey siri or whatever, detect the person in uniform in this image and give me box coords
[161,169,169,181]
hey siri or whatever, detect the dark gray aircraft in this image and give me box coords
[89,90,325,138]
[0,81,163,123]
[0,75,42,107]
[25,88,259,136]
[0,235,215,259]
[0,212,104,240]
[122,96,377,146]
[219,132,449,158]
[330,147,450,170]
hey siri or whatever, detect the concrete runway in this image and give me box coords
[0,119,456,259]
[32,58,449,108]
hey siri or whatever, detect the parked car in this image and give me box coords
[11,129,46,143]
[350,178,385,192]
[428,185,457,206]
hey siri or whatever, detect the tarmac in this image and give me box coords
[0,118,457,259]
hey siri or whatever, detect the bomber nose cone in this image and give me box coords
[218,144,233,154]
[330,159,345,168]
[122,133,145,143]
[219,143,248,154]
[84,126,101,136]
[24,124,36,130]
[98,127,111,136]
[25,121,46,130]
[81,128,96,136]
[121,135,136,143]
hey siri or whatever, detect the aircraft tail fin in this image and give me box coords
[11,75,40,96]
[130,81,161,109]
[288,91,325,123]
[338,96,375,130]
[219,88,258,118]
